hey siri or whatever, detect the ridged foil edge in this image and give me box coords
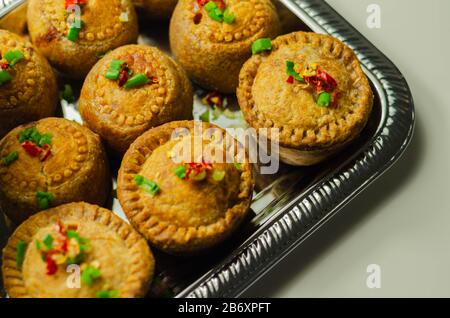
[178,0,415,298]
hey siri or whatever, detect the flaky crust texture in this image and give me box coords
[237,31,374,151]
[79,44,193,154]
[2,202,154,298]
[0,4,28,35]
[133,0,178,19]
[117,120,254,254]
[0,118,111,224]
[27,0,139,79]
[170,0,281,93]
[0,30,58,139]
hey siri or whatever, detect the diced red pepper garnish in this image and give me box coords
[65,0,87,9]
[0,62,9,70]
[117,63,130,87]
[286,75,294,84]
[331,91,340,108]
[197,0,225,10]
[185,161,212,180]
[40,144,52,162]
[45,252,58,275]
[303,69,337,93]
[22,141,43,157]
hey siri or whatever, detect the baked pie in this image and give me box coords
[27,0,139,79]
[0,117,111,224]
[133,0,178,20]
[237,31,374,165]
[79,44,193,154]
[0,30,58,139]
[170,0,281,93]
[2,202,154,298]
[117,120,254,254]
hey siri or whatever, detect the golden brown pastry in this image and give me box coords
[27,0,139,79]
[237,32,374,165]
[170,0,281,94]
[0,3,28,36]
[79,44,193,154]
[117,120,254,254]
[0,30,58,139]
[133,0,178,20]
[0,117,111,224]
[2,202,154,298]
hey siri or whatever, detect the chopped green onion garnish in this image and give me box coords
[174,166,186,179]
[190,170,207,181]
[60,84,75,103]
[0,70,12,85]
[286,61,304,82]
[105,59,125,80]
[252,38,272,55]
[124,74,150,89]
[67,22,82,42]
[208,7,224,22]
[81,266,101,286]
[223,8,235,24]
[134,175,160,196]
[38,133,52,147]
[212,170,225,181]
[19,128,53,147]
[16,241,27,269]
[35,240,42,251]
[204,1,217,12]
[317,92,332,107]
[234,162,242,171]
[1,151,18,166]
[96,290,120,298]
[43,234,54,249]
[200,109,210,122]
[4,50,25,67]
[36,191,54,210]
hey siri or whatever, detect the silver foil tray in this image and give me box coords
[0,0,414,298]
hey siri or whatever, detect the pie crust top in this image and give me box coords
[117,120,254,253]
[79,44,193,153]
[237,31,374,150]
[0,117,110,222]
[28,0,137,46]
[2,202,154,298]
[177,0,279,44]
[0,30,55,111]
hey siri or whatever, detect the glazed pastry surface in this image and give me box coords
[170,0,281,93]
[79,44,193,154]
[0,30,58,138]
[238,31,373,151]
[118,120,254,254]
[0,118,111,223]
[27,0,139,78]
[2,202,154,298]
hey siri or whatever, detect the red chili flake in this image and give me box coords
[185,161,212,180]
[197,0,225,9]
[0,62,9,70]
[151,77,159,84]
[65,0,87,9]
[45,253,58,275]
[117,64,130,87]
[331,91,340,108]
[304,69,337,93]
[197,0,209,6]
[21,141,43,157]
[286,75,294,84]
[40,144,52,162]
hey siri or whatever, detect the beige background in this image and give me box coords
[244,0,450,297]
